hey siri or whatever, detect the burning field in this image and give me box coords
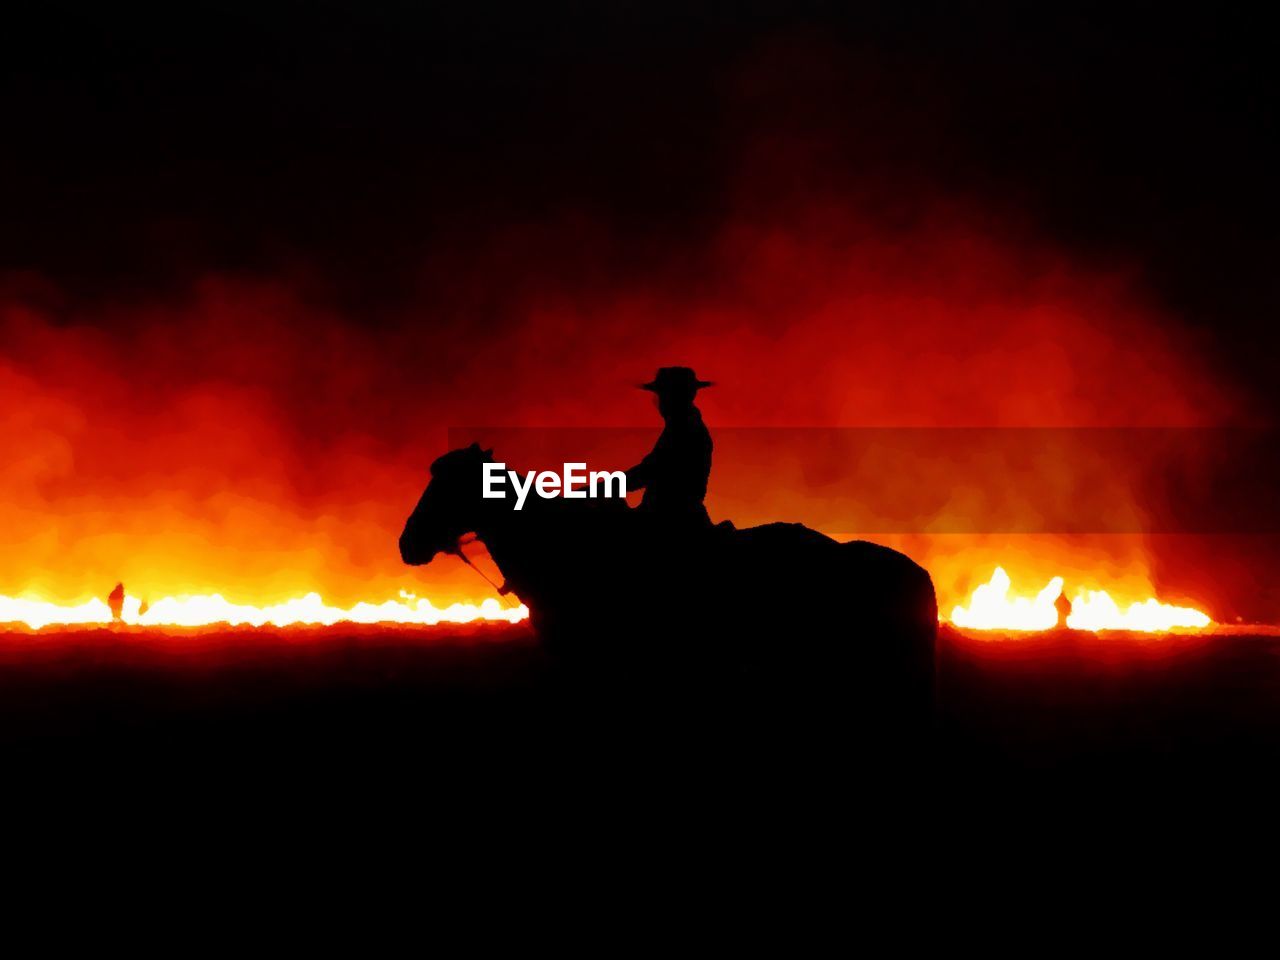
[2,205,1273,767]
[0,563,1216,632]
[4,5,1280,790]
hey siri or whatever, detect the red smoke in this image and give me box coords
[0,196,1254,619]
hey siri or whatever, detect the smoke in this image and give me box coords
[0,193,1256,617]
[3,12,1275,620]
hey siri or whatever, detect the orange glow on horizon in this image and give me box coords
[0,590,528,630]
[1,563,1217,634]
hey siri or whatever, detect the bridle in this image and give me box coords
[448,534,518,608]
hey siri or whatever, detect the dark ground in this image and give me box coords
[4,623,1265,933]
[5,621,1279,865]
[5,622,1278,779]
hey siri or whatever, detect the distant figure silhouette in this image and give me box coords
[108,582,125,623]
[1055,588,1073,628]
[626,367,714,530]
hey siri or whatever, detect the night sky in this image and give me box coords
[5,4,1277,366]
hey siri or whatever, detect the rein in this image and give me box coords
[451,534,519,609]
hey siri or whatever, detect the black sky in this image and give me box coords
[3,2,1278,414]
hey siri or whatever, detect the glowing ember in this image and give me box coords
[950,567,1212,632]
[0,591,527,630]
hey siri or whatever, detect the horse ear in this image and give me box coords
[482,448,494,460]
[467,442,482,453]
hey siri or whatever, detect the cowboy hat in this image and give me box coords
[639,366,714,392]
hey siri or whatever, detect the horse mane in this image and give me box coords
[430,443,491,477]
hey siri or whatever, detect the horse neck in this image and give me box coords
[472,498,550,596]
[471,494,619,613]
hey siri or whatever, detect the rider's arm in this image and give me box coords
[625,450,656,490]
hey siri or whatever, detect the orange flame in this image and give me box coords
[4,565,1215,633]
[950,566,1211,632]
[0,590,528,630]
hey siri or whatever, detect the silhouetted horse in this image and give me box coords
[400,444,937,720]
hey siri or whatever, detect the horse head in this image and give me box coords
[399,443,494,565]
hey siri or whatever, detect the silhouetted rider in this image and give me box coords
[626,367,713,529]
